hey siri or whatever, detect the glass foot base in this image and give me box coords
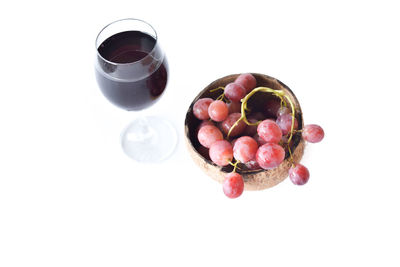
[120,116,177,163]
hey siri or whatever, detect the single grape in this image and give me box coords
[257,119,282,144]
[233,136,259,163]
[196,120,214,135]
[197,146,210,160]
[227,101,241,114]
[224,82,246,102]
[209,140,233,166]
[276,113,298,135]
[302,124,324,143]
[242,117,259,136]
[193,98,213,120]
[277,106,290,117]
[253,133,267,146]
[198,125,223,148]
[289,163,310,185]
[264,99,281,118]
[256,143,285,170]
[208,100,229,122]
[219,113,247,137]
[235,73,257,93]
[245,159,261,170]
[223,172,244,199]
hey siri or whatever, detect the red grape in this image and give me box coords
[227,101,241,114]
[276,113,298,135]
[289,163,310,185]
[257,119,282,144]
[209,140,233,166]
[208,100,229,122]
[224,82,246,102]
[245,159,261,170]
[193,98,213,120]
[233,136,258,163]
[198,125,223,148]
[223,172,244,198]
[235,73,257,93]
[302,124,324,143]
[277,106,290,117]
[264,99,281,118]
[219,113,247,137]
[256,143,285,170]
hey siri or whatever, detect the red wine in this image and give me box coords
[95,31,168,111]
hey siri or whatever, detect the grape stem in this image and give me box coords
[216,94,227,101]
[210,86,228,102]
[209,86,225,93]
[229,160,241,173]
[226,87,297,163]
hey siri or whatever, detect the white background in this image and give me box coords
[1,0,399,266]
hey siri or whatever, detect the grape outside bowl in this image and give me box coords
[184,73,306,190]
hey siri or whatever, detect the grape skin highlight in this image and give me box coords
[198,125,223,148]
[277,106,290,117]
[257,119,282,144]
[209,140,233,166]
[245,159,261,170]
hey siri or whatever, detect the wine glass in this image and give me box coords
[95,18,177,162]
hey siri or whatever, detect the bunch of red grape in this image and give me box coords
[193,73,324,199]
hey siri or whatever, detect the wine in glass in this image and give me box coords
[95,18,177,162]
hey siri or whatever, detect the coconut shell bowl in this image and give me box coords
[185,73,305,193]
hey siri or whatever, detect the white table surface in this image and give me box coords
[1,0,399,266]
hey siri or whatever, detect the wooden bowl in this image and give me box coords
[184,73,305,190]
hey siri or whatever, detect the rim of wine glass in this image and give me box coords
[95,18,160,66]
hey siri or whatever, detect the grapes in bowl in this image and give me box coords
[184,73,324,198]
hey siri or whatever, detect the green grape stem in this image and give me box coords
[209,87,227,102]
[209,86,225,93]
[226,87,297,163]
[229,160,241,173]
